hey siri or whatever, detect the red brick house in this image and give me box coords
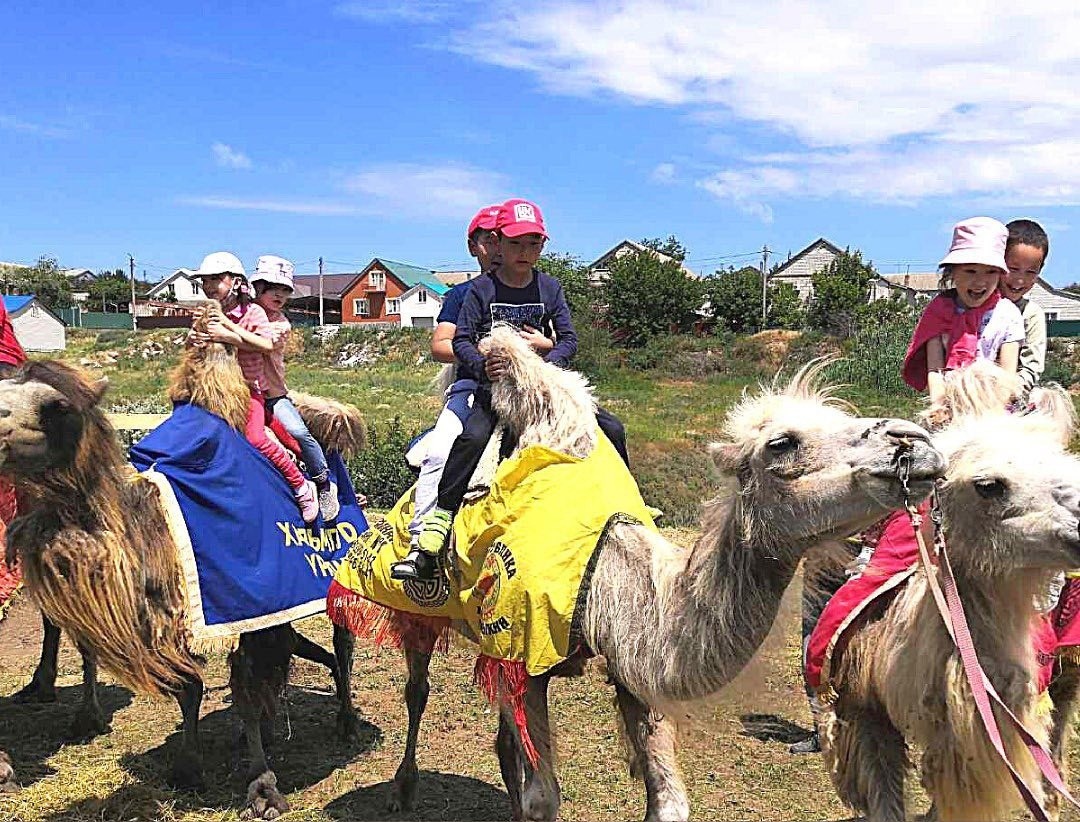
[340,259,449,324]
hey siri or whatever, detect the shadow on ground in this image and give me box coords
[324,771,511,821]
[117,688,382,814]
[738,712,812,745]
[0,682,133,788]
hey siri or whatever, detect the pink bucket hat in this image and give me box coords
[939,216,1009,274]
[496,198,548,239]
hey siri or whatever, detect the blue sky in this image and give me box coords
[3,1,1079,284]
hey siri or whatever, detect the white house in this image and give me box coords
[146,269,204,303]
[397,284,445,329]
[769,238,846,301]
[587,239,697,284]
[5,295,65,351]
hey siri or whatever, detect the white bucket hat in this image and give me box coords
[939,217,1009,274]
[195,251,246,278]
[253,255,295,291]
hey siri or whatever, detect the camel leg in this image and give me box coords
[819,700,907,822]
[13,611,60,703]
[497,707,526,820]
[1046,661,1080,821]
[331,624,359,740]
[0,750,17,793]
[171,674,205,792]
[68,643,108,739]
[613,684,689,822]
[388,647,431,813]
[519,674,561,822]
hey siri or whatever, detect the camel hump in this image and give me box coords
[288,392,368,457]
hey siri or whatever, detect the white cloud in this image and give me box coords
[650,162,676,184]
[342,162,506,217]
[0,114,71,138]
[449,0,1080,217]
[211,142,253,170]
[334,1,458,23]
[177,196,360,216]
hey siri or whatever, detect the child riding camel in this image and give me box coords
[1000,219,1050,396]
[251,254,339,521]
[188,251,319,523]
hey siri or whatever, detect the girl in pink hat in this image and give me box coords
[902,216,1025,404]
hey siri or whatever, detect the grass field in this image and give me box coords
[0,327,1054,821]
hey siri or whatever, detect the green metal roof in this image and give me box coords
[377,259,450,296]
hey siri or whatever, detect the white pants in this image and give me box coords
[408,400,468,542]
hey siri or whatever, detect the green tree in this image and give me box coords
[854,292,917,331]
[8,256,73,309]
[806,249,878,338]
[89,269,132,311]
[704,265,764,333]
[603,250,703,346]
[537,252,594,323]
[766,280,804,330]
[640,235,688,262]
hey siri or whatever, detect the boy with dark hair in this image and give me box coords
[1001,218,1050,394]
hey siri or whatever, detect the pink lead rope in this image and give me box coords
[904,481,1080,821]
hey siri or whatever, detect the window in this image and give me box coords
[417,290,427,304]
[30,305,40,317]
[387,298,401,314]
[369,271,386,290]
[1047,311,1059,321]
[353,298,369,317]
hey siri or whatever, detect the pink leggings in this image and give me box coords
[245,396,306,492]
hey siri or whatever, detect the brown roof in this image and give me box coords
[291,273,360,299]
[882,272,941,293]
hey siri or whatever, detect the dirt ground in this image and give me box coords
[0,566,1071,822]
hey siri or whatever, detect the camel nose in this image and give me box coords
[883,419,931,445]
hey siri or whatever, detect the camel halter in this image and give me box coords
[897,451,1080,822]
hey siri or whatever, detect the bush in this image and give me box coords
[347,416,422,508]
[95,329,133,347]
[827,317,917,394]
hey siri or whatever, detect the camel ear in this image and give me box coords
[708,441,741,473]
[91,377,109,404]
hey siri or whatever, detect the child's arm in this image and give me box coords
[997,341,1020,375]
[925,335,947,403]
[206,317,273,353]
[543,280,578,367]
[1017,304,1047,392]
[451,287,488,380]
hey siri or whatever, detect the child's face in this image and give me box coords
[1001,243,1045,303]
[468,229,499,271]
[498,233,546,278]
[256,284,292,313]
[199,273,233,302]
[951,263,1001,309]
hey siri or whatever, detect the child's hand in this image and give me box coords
[519,325,553,355]
[356,492,368,508]
[205,320,235,345]
[485,353,510,382]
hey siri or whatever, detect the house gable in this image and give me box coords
[770,238,845,301]
[587,239,696,282]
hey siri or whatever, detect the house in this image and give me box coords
[4,295,65,351]
[340,259,449,326]
[146,269,204,304]
[62,268,98,304]
[587,239,697,284]
[1026,279,1080,321]
[289,273,360,326]
[768,238,845,301]
[435,270,480,288]
[872,272,940,304]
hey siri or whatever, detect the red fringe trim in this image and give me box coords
[474,655,538,766]
[326,579,451,655]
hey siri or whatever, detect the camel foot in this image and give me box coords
[336,707,360,742]
[388,761,418,812]
[0,752,18,794]
[241,771,289,821]
[68,703,110,740]
[12,677,57,704]
[170,751,205,793]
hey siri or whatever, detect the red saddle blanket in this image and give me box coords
[806,507,1070,699]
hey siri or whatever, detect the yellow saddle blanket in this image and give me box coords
[332,431,656,675]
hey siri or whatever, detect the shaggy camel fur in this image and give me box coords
[384,328,945,822]
[0,325,365,817]
[819,362,1080,822]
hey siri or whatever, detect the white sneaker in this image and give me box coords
[318,481,340,521]
[295,481,319,524]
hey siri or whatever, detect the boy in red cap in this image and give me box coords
[403,205,500,553]
[392,198,628,581]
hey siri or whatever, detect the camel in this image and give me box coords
[0,316,366,818]
[818,362,1080,822]
[348,327,945,822]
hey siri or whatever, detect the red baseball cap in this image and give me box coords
[467,204,501,238]
[496,198,548,239]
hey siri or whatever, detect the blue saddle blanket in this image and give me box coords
[129,403,367,648]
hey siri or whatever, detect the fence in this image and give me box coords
[1049,319,1080,338]
[56,306,134,329]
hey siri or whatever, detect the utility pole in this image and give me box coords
[318,256,325,326]
[129,254,137,330]
[760,244,771,329]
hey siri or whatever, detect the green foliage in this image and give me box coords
[854,292,918,329]
[347,417,421,508]
[639,235,688,262]
[537,252,596,323]
[603,250,704,347]
[88,270,132,310]
[766,281,805,329]
[827,316,917,395]
[2,256,74,309]
[806,249,878,338]
[702,267,805,333]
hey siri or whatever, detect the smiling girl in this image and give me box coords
[902,217,1025,404]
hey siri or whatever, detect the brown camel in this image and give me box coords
[353,328,945,822]
[0,319,365,818]
[819,362,1080,822]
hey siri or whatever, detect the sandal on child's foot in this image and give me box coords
[295,481,319,524]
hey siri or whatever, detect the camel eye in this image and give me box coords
[974,477,1007,499]
[766,435,797,454]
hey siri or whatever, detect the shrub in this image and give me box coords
[826,317,917,394]
[347,416,421,508]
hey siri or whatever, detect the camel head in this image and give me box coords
[934,401,1080,577]
[168,301,249,431]
[0,360,111,479]
[711,361,944,552]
